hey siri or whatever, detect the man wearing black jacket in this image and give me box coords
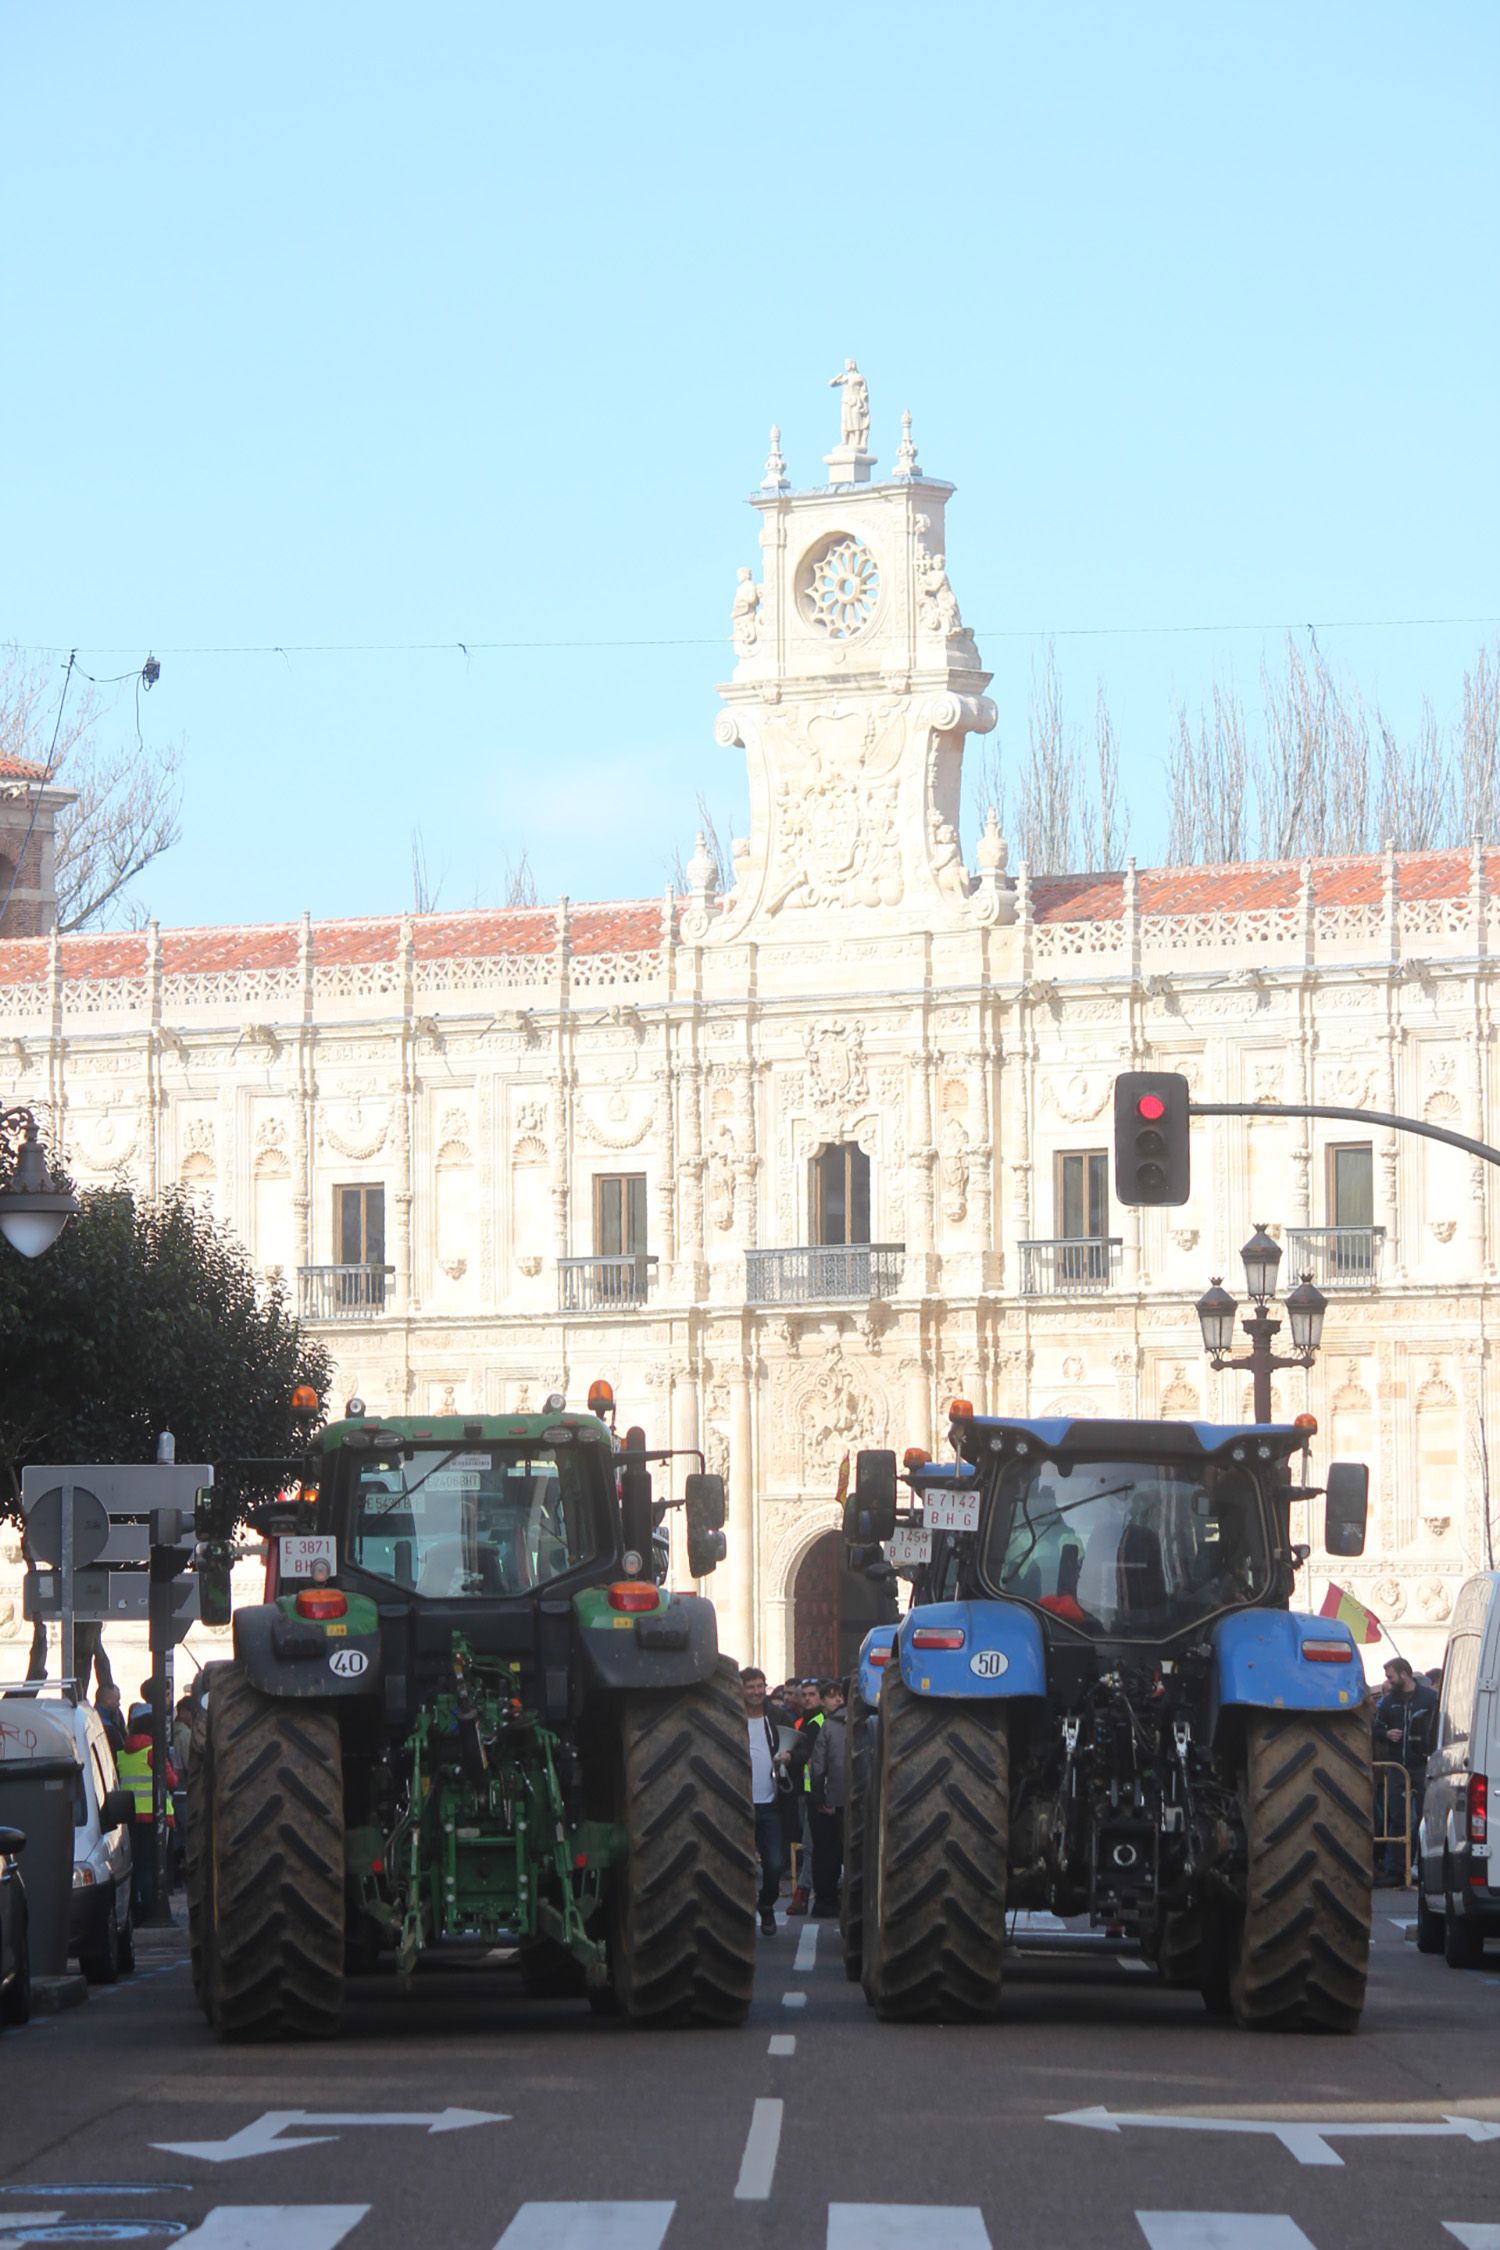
[1375,1657,1438,1885]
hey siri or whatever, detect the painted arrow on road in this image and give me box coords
[156,2108,509,2164]
[1051,2106,1500,2168]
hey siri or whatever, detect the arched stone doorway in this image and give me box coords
[792,1528,899,1681]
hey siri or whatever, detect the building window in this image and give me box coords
[1327,1143,1374,1231]
[811,1142,870,1246]
[1056,1150,1108,1239]
[1054,1149,1109,1285]
[336,1183,385,1267]
[594,1173,647,1258]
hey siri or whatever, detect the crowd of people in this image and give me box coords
[741,1667,847,1934]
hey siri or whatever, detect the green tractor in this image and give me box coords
[186,1385,756,2039]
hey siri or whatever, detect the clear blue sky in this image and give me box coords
[5,1,1497,928]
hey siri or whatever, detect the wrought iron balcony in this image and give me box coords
[297,1264,394,1320]
[1285,1226,1385,1288]
[1018,1237,1121,1296]
[558,1254,659,1312]
[745,1243,905,1305]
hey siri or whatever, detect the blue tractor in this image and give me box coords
[843,1409,1374,2032]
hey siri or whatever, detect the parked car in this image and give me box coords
[1416,1569,1499,1968]
[0,1822,30,2024]
[0,1686,134,1984]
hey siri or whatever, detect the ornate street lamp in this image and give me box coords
[1195,1279,1238,1356]
[1239,1224,1283,1305]
[0,1109,79,1259]
[1197,1221,1325,1422]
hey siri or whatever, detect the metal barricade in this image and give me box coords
[1372,1758,1415,1887]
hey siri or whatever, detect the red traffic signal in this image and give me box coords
[1114,1072,1191,1206]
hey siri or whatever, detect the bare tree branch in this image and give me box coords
[503,849,539,908]
[2,650,182,931]
[410,826,445,915]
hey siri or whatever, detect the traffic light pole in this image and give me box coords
[1189,1101,1500,1170]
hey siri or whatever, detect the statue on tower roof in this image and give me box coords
[828,358,870,451]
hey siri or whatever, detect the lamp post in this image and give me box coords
[0,1109,78,1259]
[1195,1223,1328,1423]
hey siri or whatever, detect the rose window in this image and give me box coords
[798,535,880,640]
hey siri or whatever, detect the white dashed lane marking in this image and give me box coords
[768,2033,796,2055]
[733,2099,784,2201]
[781,1989,807,2008]
[1445,2229,1500,2250]
[794,1922,820,1972]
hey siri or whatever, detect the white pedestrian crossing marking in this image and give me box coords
[794,1922,820,1971]
[1444,2228,1500,2249]
[1136,2219,1316,2250]
[734,2098,784,2200]
[493,2204,676,2249]
[174,2208,370,2250]
[828,2208,993,2249]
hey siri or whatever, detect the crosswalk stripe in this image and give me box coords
[174,2209,369,2250]
[492,2206,676,2250]
[1444,2227,1500,2249]
[828,2207,992,2249]
[1136,2217,1316,2249]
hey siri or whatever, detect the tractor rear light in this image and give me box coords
[911,1627,966,1651]
[948,1397,974,1420]
[371,1858,385,1874]
[607,1582,660,1613]
[1468,1773,1488,1845]
[295,1589,348,1621]
[903,1446,931,1469]
[1298,1638,1353,1662]
[868,1647,892,1666]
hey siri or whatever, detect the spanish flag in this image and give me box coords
[1318,1582,1384,1644]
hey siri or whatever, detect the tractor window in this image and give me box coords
[980,1455,1273,1640]
[348,1444,600,1598]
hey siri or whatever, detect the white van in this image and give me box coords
[0,1684,135,1983]
[1416,1571,1499,1967]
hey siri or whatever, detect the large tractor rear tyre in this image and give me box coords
[183,1691,214,2014]
[862,1676,1008,2023]
[610,1656,757,2027]
[1231,1710,1372,2033]
[840,1680,875,1982]
[205,1665,346,2041]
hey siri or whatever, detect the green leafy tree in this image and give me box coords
[0,1177,332,1528]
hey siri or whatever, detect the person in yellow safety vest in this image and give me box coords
[118,1703,178,1922]
[784,1682,825,1915]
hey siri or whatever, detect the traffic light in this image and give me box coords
[1114,1071,1191,1206]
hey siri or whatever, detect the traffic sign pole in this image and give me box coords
[60,1482,75,1688]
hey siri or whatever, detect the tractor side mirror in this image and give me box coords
[1324,1461,1369,1557]
[686,1524,727,1577]
[620,1426,655,1566]
[848,1450,898,1546]
[684,1473,727,1532]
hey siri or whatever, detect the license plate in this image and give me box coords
[886,1526,932,1566]
[923,1494,980,1534]
[279,1534,336,1579]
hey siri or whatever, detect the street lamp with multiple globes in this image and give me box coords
[0,1109,79,1259]
[1195,1223,1328,1423]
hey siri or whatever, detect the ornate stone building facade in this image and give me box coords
[2,373,1495,1679]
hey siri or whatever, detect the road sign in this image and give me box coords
[21,1462,213,1515]
[154,2108,509,2164]
[21,1486,110,1570]
[24,1567,200,1630]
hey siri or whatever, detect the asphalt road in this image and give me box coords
[1,1905,1496,2250]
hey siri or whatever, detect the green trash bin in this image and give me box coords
[0,1758,78,1977]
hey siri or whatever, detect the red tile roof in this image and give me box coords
[0,899,671,985]
[0,753,48,781]
[0,847,1493,987]
[1031,846,1500,922]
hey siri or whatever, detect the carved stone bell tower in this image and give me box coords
[702,370,1006,943]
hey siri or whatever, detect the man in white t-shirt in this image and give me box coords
[741,1667,786,1936]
